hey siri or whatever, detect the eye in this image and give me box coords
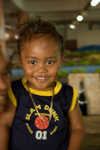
[47,60,55,64]
[29,60,36,65]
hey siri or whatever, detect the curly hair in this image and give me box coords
[17,17,64,56]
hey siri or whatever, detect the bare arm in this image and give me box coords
[0,99,16,150]
[67,101,85,150]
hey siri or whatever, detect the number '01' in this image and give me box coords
[35,130,47,140]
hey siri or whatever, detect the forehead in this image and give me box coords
[22,37,60,54]
[20,38,63,63]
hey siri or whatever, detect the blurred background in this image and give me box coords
[0,0,100,149]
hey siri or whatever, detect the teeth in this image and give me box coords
[38,77,45,80]
[0,96,5,100]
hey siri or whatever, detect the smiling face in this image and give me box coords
[19,37,63,90]
[0,53,10,112]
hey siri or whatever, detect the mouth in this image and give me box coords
[0,95,6,104]
[35,76,48,82]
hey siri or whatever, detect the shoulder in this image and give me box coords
[62,83,75,96]
[11,78,22,87]
[62,83,78,95]
[8,78,22,107]
[63,83,73,92]
[62,83,78,112]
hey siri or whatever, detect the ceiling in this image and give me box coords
[3,0,100,29]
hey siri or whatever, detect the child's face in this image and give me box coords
[0,54,10,112]
[20,37,63,90]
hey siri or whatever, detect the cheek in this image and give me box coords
[3,76,10,87]
[7,78,10,87]
[22,65,30,75]
[49,66,60,77]
[0,78,10,90]
[23,68,32,75]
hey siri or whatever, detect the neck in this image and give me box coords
[27,81,56,91]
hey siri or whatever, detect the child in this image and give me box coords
[0,17,85,150]
[0,51,10,113]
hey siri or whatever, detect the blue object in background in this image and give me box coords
[60,65,100,73]
[11,68,24,77]
[77,45,100,51]
[11,65,100,77]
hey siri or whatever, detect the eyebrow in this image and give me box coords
[25,56,38,59]
[25,56,57,59]
[45,56,57,59]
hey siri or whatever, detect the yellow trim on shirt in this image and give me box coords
[22,77,62,96]
[8,85,17,107]
[69,88,78,112]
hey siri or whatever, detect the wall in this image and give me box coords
[68,73,100,115]
[67,23,100,48]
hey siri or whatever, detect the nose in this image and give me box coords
[37,63,47,73]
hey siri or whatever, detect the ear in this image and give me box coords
[17,54,22,64]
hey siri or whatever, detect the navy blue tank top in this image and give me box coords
[8,77,78,150]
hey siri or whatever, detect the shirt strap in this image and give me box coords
[8,85,17,107]
[69,88,78,112]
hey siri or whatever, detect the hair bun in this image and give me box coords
[16,11,29,25]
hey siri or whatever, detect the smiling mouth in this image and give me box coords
[0,95,6,104]
[0,95,5,100]
[35,77,48,82]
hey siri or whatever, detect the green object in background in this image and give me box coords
[58,70,68,78]
[70,69,86,73]
[63,51,100,66]
[62,60,77,66]
[78,59,91,66]
[95,67,100,73]
[57,70,68,83]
